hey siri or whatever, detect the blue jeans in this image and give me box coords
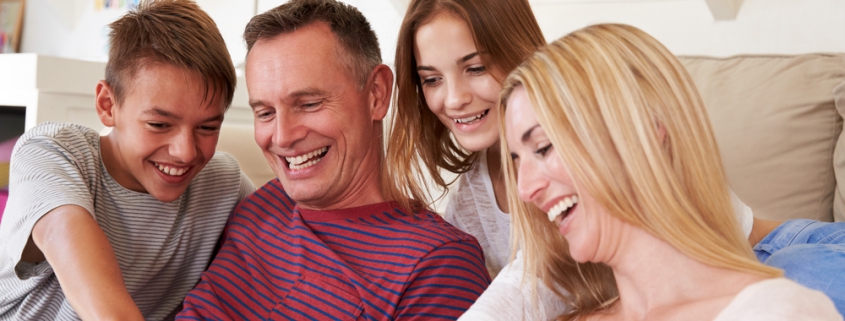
[754,219,845,316]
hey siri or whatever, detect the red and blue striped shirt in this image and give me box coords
[178,179,491,320]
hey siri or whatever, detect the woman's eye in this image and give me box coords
[535,144,552,157]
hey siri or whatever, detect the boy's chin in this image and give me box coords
[148,186,190,203]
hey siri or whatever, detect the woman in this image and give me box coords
[500,23,841,320]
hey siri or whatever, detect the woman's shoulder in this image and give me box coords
[714,278,842,321]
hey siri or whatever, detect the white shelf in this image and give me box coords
[0,54,254,131]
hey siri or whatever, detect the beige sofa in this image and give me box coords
[217,53,845,223]
[681,54,845,222]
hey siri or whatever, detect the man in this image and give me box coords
[178,0,491,319]
[0,1,254,320]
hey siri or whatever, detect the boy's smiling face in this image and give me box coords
[96,62,225,202]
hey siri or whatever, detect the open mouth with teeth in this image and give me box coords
[285,147,329,171]
[547,195,579,223]
[153,162,191,177]
[453,109,490,124]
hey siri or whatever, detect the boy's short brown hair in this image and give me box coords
[106,0,235,109]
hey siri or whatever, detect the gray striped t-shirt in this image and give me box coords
[0,122,256,320]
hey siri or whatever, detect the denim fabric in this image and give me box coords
[754,219,845,316]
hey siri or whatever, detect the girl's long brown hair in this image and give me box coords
[384,0,545,212]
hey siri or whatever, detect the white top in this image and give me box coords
[442,150,511,278]
[447,149,757,320]
[0,123,255,320]
[714,278,842,321]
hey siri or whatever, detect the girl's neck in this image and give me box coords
[484,143,508,213]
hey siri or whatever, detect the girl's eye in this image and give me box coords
[421,76,441,87]
[468,66,486,74]
[536,144,552,157]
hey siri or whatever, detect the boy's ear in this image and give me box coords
[367,64,393,121]
[95,80,118,127]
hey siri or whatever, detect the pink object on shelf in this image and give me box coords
[0,189,7,224]
[0,136,19,163]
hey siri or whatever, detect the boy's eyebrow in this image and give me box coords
[202,113,225,122]
[144,108,223,123]
[145,107,181,120]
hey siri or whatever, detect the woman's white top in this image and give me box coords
[713,278,842,321]
[446,150,758,320]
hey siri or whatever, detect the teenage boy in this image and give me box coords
[0,1,254,320]
[177,0,490,320]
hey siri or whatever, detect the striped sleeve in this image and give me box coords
[394,240,491,320]
[1,132,96,279]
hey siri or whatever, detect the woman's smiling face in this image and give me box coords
[414,13,502,152]
[505,86,621,263]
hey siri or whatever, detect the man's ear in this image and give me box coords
[366,64,394,121]
[95,80,118,127]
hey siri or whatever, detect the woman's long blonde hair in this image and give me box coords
[499,24,782,319]
[384,0,545,211]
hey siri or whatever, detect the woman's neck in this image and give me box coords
[485,143,509,213]
[598,226,764,320]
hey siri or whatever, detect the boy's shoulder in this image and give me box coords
[198,151,240,177]
[14,122,99,154]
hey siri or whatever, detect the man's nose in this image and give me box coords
[170,130,198,163]
[272,113,307,148]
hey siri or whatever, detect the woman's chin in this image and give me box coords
[565,238,596,263]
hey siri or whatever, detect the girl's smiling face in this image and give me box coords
[414,13,502,152]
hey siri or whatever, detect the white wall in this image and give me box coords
[18,0,845,64]
[18,0,405,66]
[532,0,845,57]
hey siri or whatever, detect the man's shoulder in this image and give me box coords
[230,178,293,216]
[382,206,482,247]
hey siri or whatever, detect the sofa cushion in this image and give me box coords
[833,82,845,222]
[216,124,276,187]
[679,54,845,222]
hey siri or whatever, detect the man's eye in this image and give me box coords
[302,101,322,109]
[255,110,274,120]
